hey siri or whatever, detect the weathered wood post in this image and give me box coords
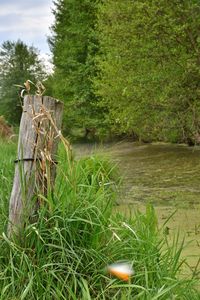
[8,95,64,237]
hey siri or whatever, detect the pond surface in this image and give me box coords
[74,142,200,275]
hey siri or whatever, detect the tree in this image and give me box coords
[49,0,105,138]
[0,40,46,125]
[95,0,200,143]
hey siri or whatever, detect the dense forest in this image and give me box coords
[1,0,200,144]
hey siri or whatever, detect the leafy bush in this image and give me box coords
[0,116,13,139]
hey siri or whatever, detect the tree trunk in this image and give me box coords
[8,95,63,237]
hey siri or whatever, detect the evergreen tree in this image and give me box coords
[49,0,104,138]
[0,40,46,125]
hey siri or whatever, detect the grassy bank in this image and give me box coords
[0,139,199,299]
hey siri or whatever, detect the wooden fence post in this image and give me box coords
[8,95,64,237]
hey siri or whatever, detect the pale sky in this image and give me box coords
[0,0,55,70]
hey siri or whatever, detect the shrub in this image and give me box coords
[0,116,13,139]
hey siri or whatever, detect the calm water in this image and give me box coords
[74,142,200,274]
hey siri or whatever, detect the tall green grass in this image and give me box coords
[0,139,199,299]
[0,140,16,231]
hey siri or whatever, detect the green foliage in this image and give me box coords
[49,0,105,137]
[0,140,16,231]
[0,40,46,125]
[0,140,199,299]
[94,0,200,143]
[49,0,200,142]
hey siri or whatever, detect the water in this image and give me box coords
[110,142,200,206]
[74,141,200,274]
